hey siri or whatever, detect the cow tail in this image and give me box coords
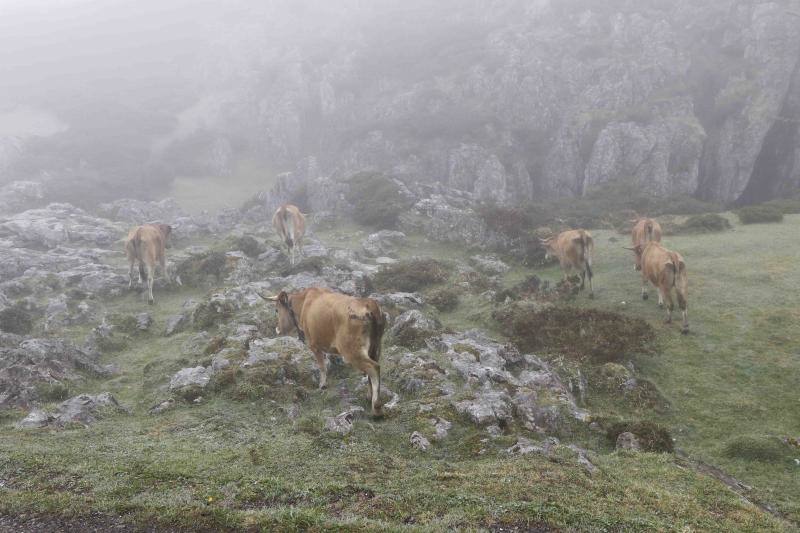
[132,228,147,282]
[367,304,385,363]
[283,209,295,248]
[645,221,653,242]
[581,231,593,279]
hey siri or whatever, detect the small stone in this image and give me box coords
[616,432,642,452]
[410,431,431,451]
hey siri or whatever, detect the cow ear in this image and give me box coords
[277,291,289,306]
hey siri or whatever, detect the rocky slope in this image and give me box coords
[2,0,799,207]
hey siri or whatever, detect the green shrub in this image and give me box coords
[175,250,227,286]
[675,213,732,234]
[763,197,800,214]
[0,301,35,335]
[425,286,461,312]
[229,235,263,258]
[346,172,411,229]
[723,436,790,462]
[493,304,654,363]
[606,420,674,453]
[373,259,450,292]
[736,205,784,224]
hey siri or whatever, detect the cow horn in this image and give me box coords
[258,292,278,301]
[622,246,636,251]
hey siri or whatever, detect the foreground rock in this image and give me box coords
[169,367,212,399]
[389,310,442,349]
[0,338,107,409]
[17,392,126,429]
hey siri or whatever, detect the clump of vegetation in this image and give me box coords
[229,235,264,258]
[736,205,784,224]
[675,213,732,234]
[0,301,36,335]
[346,171,411,229]
[175,250,228,286]
[106,313,140,335]
[722,436,790,463]
[425,286,461,312]
[34,382,71,403]
[279,255,330,276]
[192,299,237,330]
[494,275,544,303]
[373,259,450,292]
[763,197,800,214]
[493,305,654,363]
[606,420,674,453]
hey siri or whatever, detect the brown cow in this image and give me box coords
[263,288,386,415]
[124,223,172,304]
[540,229,595,297]
[272,204,306,266]
[630,218,662,270]
[626,242,689,334]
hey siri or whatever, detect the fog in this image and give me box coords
[1,0,799,209]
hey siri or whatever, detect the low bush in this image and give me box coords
[675,213,731,234]
[0,301,36,335]
[723,435,790,462]
[606,420,674,453]
[736,205,784,224]
[229,235,264,258]
[373,259,450,292]
[426,286,461,312]
[493,305,654,363]
[346,172,411,229]
[176,250,227,286]
[763,197,800,215]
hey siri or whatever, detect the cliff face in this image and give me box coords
[2,0,799,206]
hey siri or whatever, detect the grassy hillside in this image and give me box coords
[1,214,798,531]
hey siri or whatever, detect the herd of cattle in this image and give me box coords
[123,203,689,415]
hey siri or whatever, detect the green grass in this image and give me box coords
[543,215,800,522]
[1,213,799,530]
[168,159,275,214]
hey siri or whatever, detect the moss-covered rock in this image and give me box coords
[373,259,450,292]
[606,420,674,453]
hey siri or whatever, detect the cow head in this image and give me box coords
[261,290,299,336]
[156,224,173,247]
[624,244,645,271]
[539,237,556,260]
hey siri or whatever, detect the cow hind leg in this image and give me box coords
[641,277,648,300]
[128,261,136,289]
[677,291,689,334]
[146,264,156,304]
[661,288,673,323]
[312,349,328,389]
[138,262,147,284]
[585,263,594,298]
[355,355,382,416]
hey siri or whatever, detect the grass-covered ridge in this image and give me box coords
[1,211,799,531]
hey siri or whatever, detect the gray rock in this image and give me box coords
[361,230,406,258]
[16,409,53,429]
[369,292,424,311]
[136,313,153,331]
[164,314,189,336]
[52,392,126,427]
[324,407,364,435]
[470,254,510,276]
[169,367,211,399]
[453,388,513,426]
[148,398,176,415]
[616,432,642,452]
[410,431,431,451]
[0,338,105,410]
[431,417,452,440]
[0,203,123,248]
[389,310,442,349]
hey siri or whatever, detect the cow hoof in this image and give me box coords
[642,293,648,300]
[319,384,327,390]
[371,408,384,419]
[681,327,690,335]
[658,302,664,309]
